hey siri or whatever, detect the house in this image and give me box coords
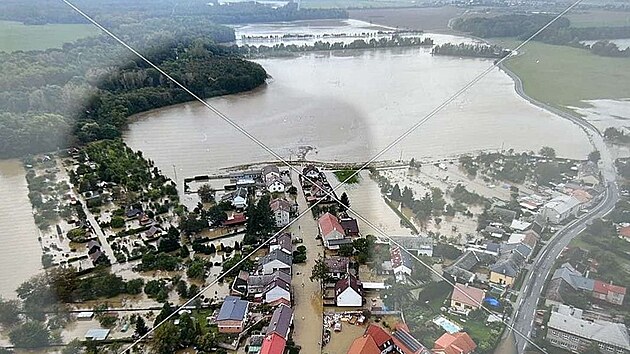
[444,250,495,284]
[262,165,281,182]
[246,271,292,299]
[341,218,360,237]
[450,283,485,315]
[489,251,524,287]
[391,324,430,354]
[619,226,630,241]
[390,247,413,283]
[270,199,291,227]
[84,328,110,341]
[222,213,247,227]
[231,270,249,296]
[258,249,292,275]
[325,256,350,280]
[248,335,265,354]
[541,194,581,224]
[433,332,477,354]
[365,324,394,352]
[389,236,434,257]
[144,225,162,240]
[576,161,600,186]
[266,304,293,340]
[335,274,363,307]
[216,296,249,333]
[260,333,286,354]
[546,304,630,354]
[262,278,291,305]
[222,187,248,209]
[266,178,286,193]
[347,333,381,354]
[302,165,321,181]
[126,208,142,219]
[318,212,347,249]
[269,233,292,255]
[592,281,626,306]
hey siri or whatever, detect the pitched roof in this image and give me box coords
[433,332,477,354]
[365,324,391,348]
[318,212,344,238]
[389,236,434,251]
[266,177,284,188]
[619,226,630,238]
[270,199,292,212]
[216,296,249,321]
[266,304,294,340]
[272,233,292,252]
[260,333,286,354]
[262,165,280,176]
[548,305,630,350]
[336,274,363,296]
[340,218,360,234]
[593,280,627,296]
[392,326,429,354]
[551,263,594,291]
[260,249,293,267]
[391,246,413,270]
[544,195,581,215]
[451,283,485,308]
[347,335,381,354]
[264,277,291,295]
[325,256,350,273]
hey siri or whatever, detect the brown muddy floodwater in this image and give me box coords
[124,26,591,185]
[0,160,41,298]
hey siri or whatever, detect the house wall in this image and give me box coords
[337,288,362,307]
[262,261,291,275]
[490,272,515,286]
[274,210,290,227]
[268,182,285,193]
[450,299,479,315]
[265,287,291,304]
[546,328,625,354]
[217,319,244,333]
[324,230,344,241]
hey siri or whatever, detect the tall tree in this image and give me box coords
[390,184,402,201]
[539,146,556,159]
[151,321,181,354]
[339,192,350,211]
[310,256,332,284]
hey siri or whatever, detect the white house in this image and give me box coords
[270,199,291,227]
[266,178,286,193]
[541,195,581,224]
[262,165,281,183]
[318,212,347,249]
[222,187,248,209]
[263,278,291,305]
[259,249,292,275]
[335,274,363,307]
[302,165,321,180]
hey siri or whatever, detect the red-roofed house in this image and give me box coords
[260,333,286,354]
[347,334,381,354]
[222,213,247,227]
[335,274,363,307]
[450,283,486,315]
[319,212,346,249]
[433,332,476,354]
[592,280,626,306]
[366,324,394,352]
[619,226,630,241]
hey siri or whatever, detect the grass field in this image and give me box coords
[495,39,630,109]
[348,6,464,31]
[302,0,417,9]
[567,10,630,28]
[333,169,360,183]
[0,20,99,52]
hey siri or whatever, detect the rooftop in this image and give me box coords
[266,304,293,340]
[319,212,344,238]
[216,296,249,322]
[451,283,485,309]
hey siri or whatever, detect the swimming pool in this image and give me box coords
[432,316,462,334]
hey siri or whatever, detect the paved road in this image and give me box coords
[80,201,117,264]
[289,168,324,354]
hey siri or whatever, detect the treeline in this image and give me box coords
[589,40,630,57]
[238,36,435,58]
[0,17,267,157]
[452,14,630,56]
[431,43,510,59]
[0,0,347,25]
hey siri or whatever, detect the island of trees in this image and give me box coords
[431,43,511,59]
[238,36,435,58]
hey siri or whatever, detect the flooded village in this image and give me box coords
[1,2,630,354]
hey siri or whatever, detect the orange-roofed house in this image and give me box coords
[318,212,347,249]
[592,280,626,306]
[450,283,485,315]
[347,334,381,354]
[619,226,630,241]
[260,333,286,354]
[365,324,394,352]
[433,332,477,354]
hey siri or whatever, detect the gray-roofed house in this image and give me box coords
[262,277,291,305]
[269,232,292,254]
[325,256,350,280]
[270,199,291,227]
[489,250,525,287]
[259,249,292,275]
[389,236,434,257]
[222,187,249,209]
[266,304,294,340]
[247,270,292,299]
[444,250,495,284]
[547,304,630,354]
[216,296,249,333]
[262,165,281,182]
[541,194,582,224]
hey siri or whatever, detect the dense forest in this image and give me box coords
[237,36,435,58]
[453,14,630,55]
[431,43,510,59]
[0,0,347,25]
[0,16,268,158]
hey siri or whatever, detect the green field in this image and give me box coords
[0,20,100,52]
[495,39,630,109]
[567,10,630,28]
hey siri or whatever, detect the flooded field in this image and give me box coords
[570,99,630,158]
[125,22,591,187]
[0,160,42,298]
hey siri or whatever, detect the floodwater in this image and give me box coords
[0,160,42,298]
[570,99,630,158]
[125,26,591,185]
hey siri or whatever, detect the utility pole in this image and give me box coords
[172,164,178,182]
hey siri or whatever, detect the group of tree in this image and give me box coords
[431,43,510,59]
[237,36,434,58]
[390,183,448,225]
[244,194,275,245]
[604,127,630,145]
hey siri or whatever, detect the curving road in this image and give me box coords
[498,62,620,353]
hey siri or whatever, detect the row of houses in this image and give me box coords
[546,263,627,307]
